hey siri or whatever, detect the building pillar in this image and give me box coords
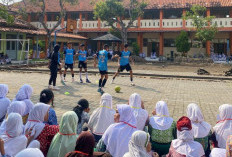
[44,14,47,24]
[137,33,143,53]
[97,41,101,51]
[79,13,82,30]
[27,14,31,22]
[159,32,164,56]
[183,9,186,29]
[160,10,163,29]
[137,16,141,28]
[98,18,101,30]
[230,32,232,55]
[206,8,211,56]
[85,13,88,21]
[45,36,48,56]
[230,9,232,17]
[51,14,55,21]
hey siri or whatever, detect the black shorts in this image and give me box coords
[99,70,108,75]
[78,61,87,69]
[118,64,132,72]
[65,64,73,69]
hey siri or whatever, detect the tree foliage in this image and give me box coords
[184,5,218,44]
[93,0,147,44]
[0,5,14,23]
[175,31,190,56]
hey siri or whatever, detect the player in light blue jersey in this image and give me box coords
[78,44,91,83]
[111,44,135,86]
[94,44,111,94]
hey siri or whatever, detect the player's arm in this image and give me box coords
[111,54,119,60]
[0,138,5,156]
[73,49,76,65]
[129,53,134,65]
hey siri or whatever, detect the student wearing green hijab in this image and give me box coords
[47,111,78,157]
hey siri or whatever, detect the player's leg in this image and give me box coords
[53,69,59,90]
[63,65,68,81]
[85,67,91,83]
[102,74,108,88]
[130,70,134,86]
[111,66,121,84]
[71,66,74,82]
[98,74,104,93]
[48,69,54,89]
[79,68,83,83]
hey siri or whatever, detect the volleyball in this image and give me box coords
[115,86,121,93]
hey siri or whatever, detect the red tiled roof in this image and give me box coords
[0,18,38,30]
[13,0,232,13]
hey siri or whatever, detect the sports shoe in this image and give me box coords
[80,79,83,83]
[72,77,75,82]
[131,82,135,86]
[48,85,53,89]
[111,79,114,84]
[100,89,105,95]
[97,88,101,93]
[63,78,67,82]
[86,79,91,83]
[53,86,60,90]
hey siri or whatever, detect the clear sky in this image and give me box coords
[0,0,22,4]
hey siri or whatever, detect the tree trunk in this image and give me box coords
[120,27,128,45]
[47,32,52,57]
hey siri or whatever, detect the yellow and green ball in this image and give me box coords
[115,86,121,93]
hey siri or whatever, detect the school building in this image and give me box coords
[20,0,232,58]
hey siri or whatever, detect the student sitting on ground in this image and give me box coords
[24,103,59,156]
[129,93,149,131]
[88,93,115,142]
[166,116,205,157]
[187,103,211,155]
[0,84,11,125]
[13,84,34,124]
[73,99,90,134]
[211,104,232,149]
[65,131,111,157]
[148,101,176,156]
[15,148,44,157]
[39,89,58,125]
[96,104,138,157]
[47,111,78,157]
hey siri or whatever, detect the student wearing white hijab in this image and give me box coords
[88,93,115,142]
[0,84,11,125]
[212,104,232,149]
[96,104,138,157]
[14,84,34,119]
[167,116,205,157]
[129,93,148,130]
[148,101,176,156]
[124,130,151,157]
[0,113,27,157]
[15,148,44,157]
[24,103,59,156]
[187,103,211,153]
[0,101,26,136]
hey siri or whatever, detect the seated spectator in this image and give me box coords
[0,113,27,157]
[148,101,176,156]
[73,99,90,134]
[47,111,78,157]
[15,148,44,157]
[0,84,11,125]
[0,101,26,135]
[24,103,59,156]
[96,104,138,157]
[129,93,148,130]
[88,93,115,142]
[187,103,211,154]
[167,116,205,157]
[39,89,58,125]
[212,104,232,149]
[13,84,34,124]
[124,130,152,157]
[65,131,111,157]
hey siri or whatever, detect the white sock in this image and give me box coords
[60,74,62,79]
[79,73,82,80]
[86,72,88,79]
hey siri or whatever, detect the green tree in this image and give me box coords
[184,5,218,54]
[132,42,139,56]
[93,0,147,44]
[175,31,190,56]
[0,5,14,23]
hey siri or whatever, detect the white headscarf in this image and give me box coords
[187,103,211,138]
[88,93,115,135]
[0,113,27,157]
[28,140,40,149]
[129,93,148,130]
[149,101,173,130]
[0,101,26,135]
[15,148,44,157]
[124,130,150,157]
[209,148,226,157]
[0,84,11,121]
[24,103,50,139]
[172,130,205,157]
[14,84,34,116]
[213,104,232,148]
[102,104,138,157]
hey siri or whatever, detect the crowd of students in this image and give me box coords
[0,83,232,157]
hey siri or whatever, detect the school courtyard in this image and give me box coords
[1,63,232,126]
